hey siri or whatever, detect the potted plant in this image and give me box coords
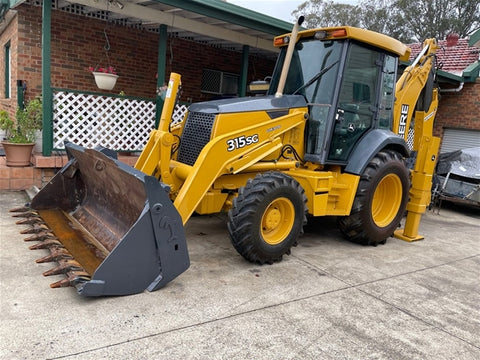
[0,98,42,167]
[88,66,119,90]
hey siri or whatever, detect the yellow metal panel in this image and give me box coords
[158,73,182,132]
[286,168,360,216]
[134,130,161,175]
[312,194,329,216]
[195,191,229,214]
[173,111,307,224]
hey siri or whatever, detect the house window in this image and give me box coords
[201,69,238,96]
[4,41,10,99]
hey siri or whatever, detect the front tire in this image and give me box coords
[227,172,307,264]
[338,150,410,246]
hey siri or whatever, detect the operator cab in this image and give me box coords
[268,32,399,165]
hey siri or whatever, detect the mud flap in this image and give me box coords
[18,143,189,296]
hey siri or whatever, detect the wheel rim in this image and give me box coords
[372,173,403,227]
[261,197,295,245]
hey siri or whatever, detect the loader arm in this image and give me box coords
[135,72,182,175]
[173,110,307,224]
[135,73,308,225]
[393,39,441,241]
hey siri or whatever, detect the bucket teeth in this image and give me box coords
[49,278,73,288]
[20,224,50,234]
[50,271,90,288]
[29,239,63,250]
[11,210,38,218]
[16,217,45,226]
[23,231,56,242]
[43,260,83,276]
[9,206,33,213]
[36,248,73,263]
[13,206,95,292]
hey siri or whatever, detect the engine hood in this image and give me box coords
[188,95,307,114]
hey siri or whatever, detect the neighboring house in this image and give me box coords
[410,32,480,153]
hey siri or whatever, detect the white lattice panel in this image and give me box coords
[53,91,156,151]
[172,104,188,125]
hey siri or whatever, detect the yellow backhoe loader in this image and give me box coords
[13,18,440,296]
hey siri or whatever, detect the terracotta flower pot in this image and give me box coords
[1,141,35,167]
[92,72,119,90]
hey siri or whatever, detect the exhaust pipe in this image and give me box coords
[275,16,305,98]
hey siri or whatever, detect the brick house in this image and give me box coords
[410,32,480,153]
[1,0,479,190]
[0,0,291,189]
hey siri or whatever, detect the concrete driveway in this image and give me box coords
[1,190,479,359]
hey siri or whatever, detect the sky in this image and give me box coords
[228,0,304,23]
[228,0,358,23]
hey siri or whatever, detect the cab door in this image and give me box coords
[327,43,384,162]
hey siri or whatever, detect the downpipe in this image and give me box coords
[440,82,464,93]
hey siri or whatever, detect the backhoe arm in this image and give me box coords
[393,39,441,241]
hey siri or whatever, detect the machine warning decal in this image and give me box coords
[227,134,259,152]
[398,104,409,135]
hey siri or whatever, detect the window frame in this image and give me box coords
[4,40,11,99]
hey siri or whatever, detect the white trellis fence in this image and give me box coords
[52,90,188,151]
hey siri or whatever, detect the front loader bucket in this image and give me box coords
[12,143,189,296]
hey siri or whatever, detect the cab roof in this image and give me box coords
[275,26,411,62]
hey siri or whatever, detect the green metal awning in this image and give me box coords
[11,0,297,59]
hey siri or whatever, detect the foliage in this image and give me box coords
[292,0,480,42]
[0,110,15,140]
[293,1,362,28]
[394,0,480,41]
[0,98,43,143]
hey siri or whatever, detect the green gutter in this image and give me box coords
[463,62,480,82]
[436,64,479,85]
[155,0,295,35]
[436,69,464,85]
[469,29,480,48]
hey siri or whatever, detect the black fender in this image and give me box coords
[345,129,410,175]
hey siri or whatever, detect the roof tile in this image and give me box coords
[409,38,479,74]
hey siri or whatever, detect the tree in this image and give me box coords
[292,0,480,42]
[292,0,362,28]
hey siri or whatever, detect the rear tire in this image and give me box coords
[338,150,409,246]
[227,172,307,264]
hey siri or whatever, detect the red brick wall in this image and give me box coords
[6,4,274,104]
[0,11,19,118]
[434,81,480,138]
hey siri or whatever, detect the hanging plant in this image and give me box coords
[88,2,119,91]
[88,66,119,90]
